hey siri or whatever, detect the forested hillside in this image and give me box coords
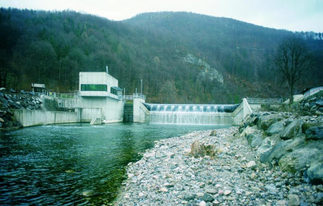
[1,9,322,103]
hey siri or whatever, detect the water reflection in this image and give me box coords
[0,123,230,205]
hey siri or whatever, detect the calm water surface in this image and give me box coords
[0,123,230,205]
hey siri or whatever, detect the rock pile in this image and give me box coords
[239,111,323,185]
[0,89,42,129]
[115,128,321,205]
[299,91,323,115]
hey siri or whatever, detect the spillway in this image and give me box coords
[143,103,238,125]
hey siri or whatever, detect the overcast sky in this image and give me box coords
[1,0,322,32]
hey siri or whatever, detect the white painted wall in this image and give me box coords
[133,98,149,123]
[80,108,103,122]
[233,98,253,125]
[78,97,124,123]
[14,110,79,127]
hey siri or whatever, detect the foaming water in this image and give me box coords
[149,111,233,125]
[145,104,238,125]
[0,123,230,205]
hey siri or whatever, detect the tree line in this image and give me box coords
[0,9,322,103]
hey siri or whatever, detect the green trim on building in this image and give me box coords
[81,84,107,91]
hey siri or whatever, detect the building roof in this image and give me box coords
[111,86,123,91]
[31,83,45,88]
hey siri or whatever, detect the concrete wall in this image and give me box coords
[78,97,124,123]
[79,108,102,122]
[133,98,149,123]
[14,95,124,126]
[14,109,79,127]
[137,98,252,125]
[233,98,252,125]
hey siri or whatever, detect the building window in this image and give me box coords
[110,87,118,95]
[81,84,107,91]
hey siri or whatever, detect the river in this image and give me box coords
[0,123,230,205]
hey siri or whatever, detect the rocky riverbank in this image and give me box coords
[238,91,323,185]
[115,128,322,206]
[239,111,322,184]
[0,89,42,130]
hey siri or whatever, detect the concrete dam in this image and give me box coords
[143,103,239,125]
[12,70,253,127]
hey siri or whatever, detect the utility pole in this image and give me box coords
[140,79,143,95]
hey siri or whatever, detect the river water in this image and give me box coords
[0,123,229,205]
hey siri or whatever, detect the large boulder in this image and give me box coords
[306,162,323,184]
[280,119,303,140]
[0,96,9,108]
[242,113,259,127]
[316,99,323,107]
[257,113,283,131]
[240,126,258,138]
[266,120,285,136]
[256,138,273,156]
[305,126,323,140]
[278,147,320,173]
[246,132,264,148]
[260,137,305,164]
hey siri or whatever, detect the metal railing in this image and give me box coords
[246,98,283,105]
[124,93,146,101]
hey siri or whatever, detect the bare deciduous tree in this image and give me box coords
[275,37,311,104]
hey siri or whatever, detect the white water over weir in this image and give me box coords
[143,103,239,125]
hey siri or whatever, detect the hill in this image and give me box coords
[0,9,322,103]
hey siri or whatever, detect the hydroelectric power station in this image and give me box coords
[13,67,254,127]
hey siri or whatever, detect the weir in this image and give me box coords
[143,103,239,125]
[9,67,253,127]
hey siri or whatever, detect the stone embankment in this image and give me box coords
[115,128,322,206]
[0,89,42,130]
[239,91,323,185]
[240,111,322,184]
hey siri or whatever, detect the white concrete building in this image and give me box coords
[79,72,121,98]
[77,71,124,123]
[31,83,46,93]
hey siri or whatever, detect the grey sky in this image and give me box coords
[1,0,323,32]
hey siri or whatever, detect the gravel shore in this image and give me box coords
[115,127,322,206]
